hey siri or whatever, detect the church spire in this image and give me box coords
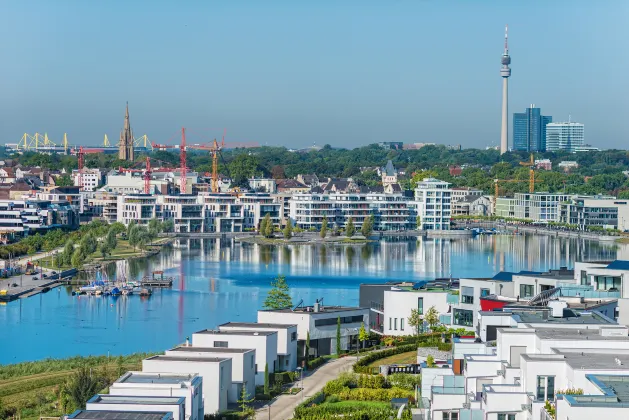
[118,102,134,161]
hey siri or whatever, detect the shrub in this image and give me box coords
[387,373,421,391]
[325,394,341,403]
[273,371,298,384]
[353,344,417,373]
[357,374,385,389]
[337,387,414,402]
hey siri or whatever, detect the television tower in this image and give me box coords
[500,25,511,154]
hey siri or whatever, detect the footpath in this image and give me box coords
[254,356,358,420]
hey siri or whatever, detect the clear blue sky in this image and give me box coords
[1,0,627,149]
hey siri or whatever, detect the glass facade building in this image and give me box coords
[513,106,552,152]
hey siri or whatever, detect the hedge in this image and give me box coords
[353,344,417,373]
[308,354,334,370]
[293,405,412,420]
[387,373,421,391]
[272,371,298,384]
[337,387,414,403]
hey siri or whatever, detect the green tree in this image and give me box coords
[262,275,293,309]
[283,219,293,240]
[238,381,255,416]
[148,219,161,238]
[126,220,137,238]
[106,228,117,250]
[305,331,311,367]
[59,365,107,412]
[408,308,423,336]
[336,316,342,355]
[361,215,373,237]
[55,174,73,187]
[426,355,435,368]
[416,216,422,230]
[161,219,174,233]
[264,214,274,237]
[359,322,368,349]
[320,216,328,238]
[128,225,141,250]
[99,244,110,260]
[109,222,126,235]
[62,240,75,266]
[259,216,267,236]
[71,249,85,268]
[345,217,355,238]
[425,306,440,331]
[80,233,97,255]
[264,363,269,395]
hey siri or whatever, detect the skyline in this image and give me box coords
[1,1,628,149]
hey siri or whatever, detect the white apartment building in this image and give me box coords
[72,168,104,192]
[497,193,573,222]
[451,187,483,202]
[257,304,369,358]
[164,346,256,405]
[560,196,629,231]
[191,329,278,386]
[117,194,158,226]
[289,192,410,231]
[86,192,118,223]
[238,193,281,230]
[36,186,85,213]
[545,122,585,152]
[218,322,298,372]
[574,260,629,326]
[85,395,186,420]
[201,193,244,232]
[414,178,452,230]
[0,199,79,236]
[110,372,203,420]
[249,178,277,193]
[142,355,231,416]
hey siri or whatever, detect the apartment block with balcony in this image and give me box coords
[0,199,78,238]
[160,195,204,233]
[414,178,452,230]
[513,192,573,222]
[367,193,410,231]
[560,197,629,231]
[201,193,244,232]
[117,194,158,226]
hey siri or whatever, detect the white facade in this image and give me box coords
[451,188,483,202]
[110,372,203,420]
[546,122,585,152]
[164,347,256,404]
[191,329,278,386]
[218,322,298,372]
[249,178,277,193]
[382,288,454,336]
[85,395,186,420]
[414,178,452,230]
[257,306,369,357]
[142,355,231,415]
[72,168,103,192]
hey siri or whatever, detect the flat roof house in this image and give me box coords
[218,322,298,372]
[85,395,185,420]
[257,303,369,358]
[191,329,277,386]
[164,346,256,404]
[110,372,203,420]
[66,411,173,420]
[142,355,231,416]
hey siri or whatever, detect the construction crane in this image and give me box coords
[117,157,153,194]
[152,128,258,194]
[519,153,536,193]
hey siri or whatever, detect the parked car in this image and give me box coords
[51,271,57,275]
[42,274,48,279]
[32,276,39,281]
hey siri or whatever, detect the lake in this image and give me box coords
[0,234,623,364]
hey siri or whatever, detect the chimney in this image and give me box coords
[314,299,320,313]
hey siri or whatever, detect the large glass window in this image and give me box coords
[520,284,534,298]
[214,341,228,348]
[400,318,405,331]
[453,309,473,327]
[461,295,474,304]
[497,414,515,420]
[418,297,423,314]
[580,270,588,285]
[442,412,459,420]
[536,376,555,401]
[480,288,490,297]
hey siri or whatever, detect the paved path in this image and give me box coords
[255,356,358,420]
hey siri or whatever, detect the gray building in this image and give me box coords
[513,105,552,152]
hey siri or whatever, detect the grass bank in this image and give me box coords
[366,351,417,368]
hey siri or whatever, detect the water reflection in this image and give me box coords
[0,234,622,363]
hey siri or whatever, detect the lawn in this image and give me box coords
[320,400,389,409]
[366,351,417,367]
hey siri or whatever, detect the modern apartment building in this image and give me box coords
[560,197,629,231]
[545,122,585,152]
[36,186,85,213]
[414,178,452,230]
[496,193,572,222]
[0,199,79,237]
[513,105,552,152]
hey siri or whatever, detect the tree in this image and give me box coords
[160,219,174,233]
[408,308,423,336]
[128,225,140,250]
[259,216,267,236]
[99,244,110,260]
[126,220,137,238]
[59,365,107,412]
[359,322,368,349]
[305,331,311,367]
[238,381,255,416]
[320,216,328,238]
[80,233,97,255]
[55,174,73,187]
[109,222,126,235]
[71,249,85,268]
[62,240,75,266]
[361,215,373,237]
[336,316,342,355]
[264,363,269,395]
[262,275,293,309]
[148,219,161,238]
[345,217,355,238]
[263,214,274,237]
[416,216,422,230]
[105,229,117,250]
[271,165,286,179]
[283,219,293,240]
[425,306,439,331]
[426,355,435,368]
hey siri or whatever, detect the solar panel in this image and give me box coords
[606,260,629,270]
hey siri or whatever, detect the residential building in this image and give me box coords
[276,179,309,193]
[513,105,552,152]
[86,192,118,223]
[249,178,277,193]
[201,193,244,232]
[381,160,398,187]
[110,372,203,420]
[85,395,186,420]
[535,159,552,170]
[164,346,255,405]
[218,322,298,372]
[117,194,158,226]
[257,304,369,358]
[36,186,85,213]
[0,199,78,237]
[238,193,281,230]
[494,197,516,218]
[511,192,573,222]
[376,141,404,149]
[450,187,483,202]
[560,197,629,231]
[449,165,462,177]
[66,411,173,420]
[72,168,105,191]
[545,122,585,152]
[160,195,203,233]
[142,355,231,415]
[558,161,579,172]
[295,174,319,187]
[414,178,452,230]
[190,329,278,386]
[452,195,492,217]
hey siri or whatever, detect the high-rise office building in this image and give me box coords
[513,105,552,152]
[545,122,585,152]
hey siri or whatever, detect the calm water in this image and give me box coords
[1,235,625,364]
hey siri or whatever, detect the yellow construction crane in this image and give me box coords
[493,178,542,213]
[519,153,536,193]
[103,134,110,147]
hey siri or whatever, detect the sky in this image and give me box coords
[1,0,628,150]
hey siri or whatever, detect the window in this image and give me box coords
[214,341,228,348]
[520,284,534,298]
[418,297,423,315]
[291,332,297,341]
[580,270,588,285]
[497,415,515,420]
[453,309,473,327]
[394,318,397,330]
[442,412,459,420]
[461,295,474,304]
[536,376,555,401]
[251,355,255,366]
[400,318,405,331]
[389,318,392,330]
[480,288,490,297]
[315,315,363,327]
[220,366,224,389]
